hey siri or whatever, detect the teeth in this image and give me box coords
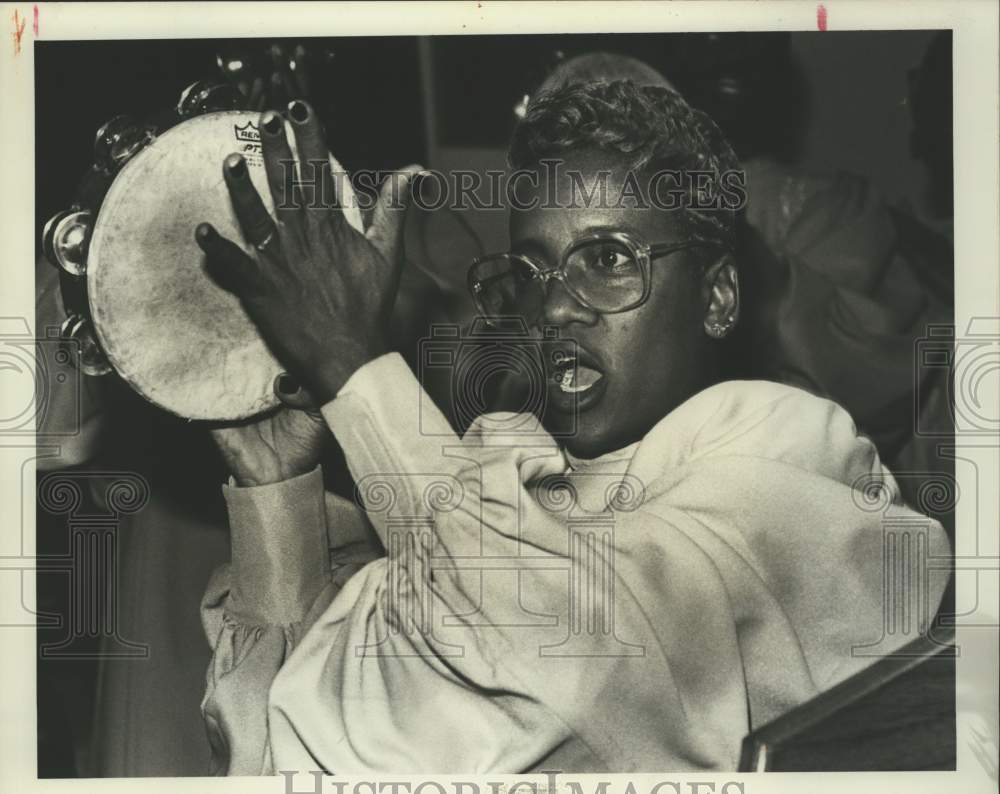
[555,361,603,394]
[559,368,578,392]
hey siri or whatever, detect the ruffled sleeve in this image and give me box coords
[200,467,377,775]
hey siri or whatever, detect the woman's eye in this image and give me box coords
[595,247,630,271]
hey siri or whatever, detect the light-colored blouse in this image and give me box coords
[201,353,950,774]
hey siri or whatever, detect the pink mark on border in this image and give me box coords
[817,4,828,31]
[33,4,39,36]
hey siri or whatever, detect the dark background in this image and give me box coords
[35,31,953,255]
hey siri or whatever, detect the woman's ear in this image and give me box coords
[701,253,740,339]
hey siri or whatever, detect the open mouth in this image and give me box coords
[550,353,606,395]
[544,349,609,419]
[554,359,604,393]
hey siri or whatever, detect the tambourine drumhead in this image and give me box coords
[87,111,364,421]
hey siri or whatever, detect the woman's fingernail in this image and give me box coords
[288,100,310,124]
[194,223,215,244]
[277,373,300,395]
[262,111,282,135]
[225,153,247,177]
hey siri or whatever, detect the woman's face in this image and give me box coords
[507,150,733,459]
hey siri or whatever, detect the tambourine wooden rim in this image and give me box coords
[47,106,363,421]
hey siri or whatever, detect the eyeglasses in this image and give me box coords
[468,231,730,324]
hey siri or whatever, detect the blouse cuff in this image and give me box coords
[222,466,329,626]
[319,352,460,476]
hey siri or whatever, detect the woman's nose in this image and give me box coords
[540,276,598,327]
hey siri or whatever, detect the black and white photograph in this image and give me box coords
[1,2,997,791]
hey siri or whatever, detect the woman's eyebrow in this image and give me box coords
[511,223,652,256]
[577,222,644,237]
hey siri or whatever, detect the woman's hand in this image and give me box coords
[195,99,423,404]
[210,380,327,487]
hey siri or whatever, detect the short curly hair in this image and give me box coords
[508,80,741,244]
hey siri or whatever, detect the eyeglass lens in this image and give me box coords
[475,238,644,320]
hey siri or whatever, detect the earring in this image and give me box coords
[706,317,736,338]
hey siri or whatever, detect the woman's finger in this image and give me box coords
[366,165,424,265]
[286,100,338,223]
[273,372,318,411]
[196,223,264,296]
[222,153,277,251]
[259,110,301,226]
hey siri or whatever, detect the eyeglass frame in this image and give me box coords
[467,230,733,320]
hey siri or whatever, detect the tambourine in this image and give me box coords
[43,82,363,421]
